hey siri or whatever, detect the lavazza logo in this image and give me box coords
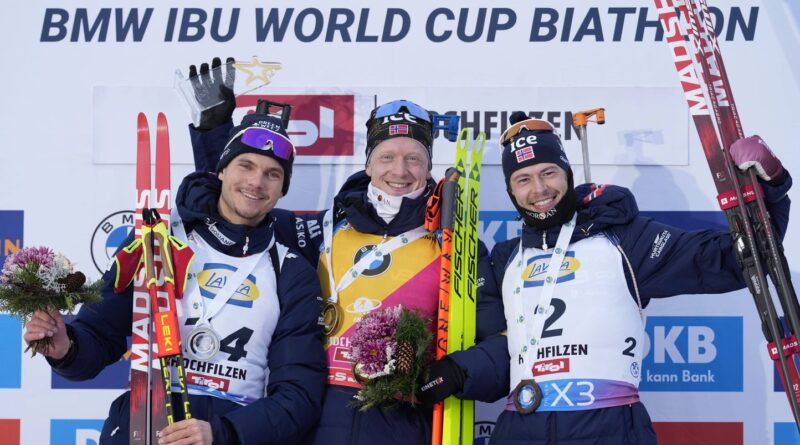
[239,94,355,156]
[90,210,135,273]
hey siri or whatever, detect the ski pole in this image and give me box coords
[684,0,800,425]
[572,108,605,184]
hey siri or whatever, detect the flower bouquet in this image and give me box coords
[0,247,102,356]
[350,305,433,410]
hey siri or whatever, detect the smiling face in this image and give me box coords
[508,162,569,214]
[217,152,284,227]
[365,137,431,197]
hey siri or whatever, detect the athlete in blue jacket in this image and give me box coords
[23,106,327,445]
[189,97,510,444]
[420,111,792,444]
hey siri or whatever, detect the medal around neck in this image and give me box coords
[513,378,542,414]
[322,302,343,336]
[186,325,221,360]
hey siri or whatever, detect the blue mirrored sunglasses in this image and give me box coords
[373,100,431,122]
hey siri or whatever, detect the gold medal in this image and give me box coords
[352,361,370,384]
[322,302,343,337]
[512,378,542,414]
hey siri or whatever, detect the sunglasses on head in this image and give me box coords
[499,118,555,146]
[373,100,431,122]
[227,126,295,161]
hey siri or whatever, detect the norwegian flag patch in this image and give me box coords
[515,146,534,163]
[389,124,409,135]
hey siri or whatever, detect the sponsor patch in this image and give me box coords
[533,358,570,376]
[198,263,259,307]
[523,252,580,287]
[650,230,672,259]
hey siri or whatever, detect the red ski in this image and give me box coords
[655,0,800,429]
[130,112,173,443]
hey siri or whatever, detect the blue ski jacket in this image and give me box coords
[49,172,327,445]
[191,121,510,445]
[483,174,792,445]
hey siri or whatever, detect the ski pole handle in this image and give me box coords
[572,108,606,184]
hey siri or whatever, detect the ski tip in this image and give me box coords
[137,112,148,127]
[157,112,169,129]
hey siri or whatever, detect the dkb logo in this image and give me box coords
[640,316,742,392]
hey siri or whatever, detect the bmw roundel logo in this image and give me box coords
[353,244,391,277]
[90,211,135,273]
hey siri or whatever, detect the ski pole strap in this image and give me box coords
[510,215,576,378]
[322,209,429,304]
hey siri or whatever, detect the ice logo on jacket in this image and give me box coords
[198,263,260,307]
[523,252,580,287]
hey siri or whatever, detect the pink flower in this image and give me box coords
[351,306,403,378]
[1,247,55,284]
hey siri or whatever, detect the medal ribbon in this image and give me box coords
[171,214,270,324]
[321,210,429,304]
[510,215,576,380]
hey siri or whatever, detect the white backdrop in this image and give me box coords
[1,1,800,444]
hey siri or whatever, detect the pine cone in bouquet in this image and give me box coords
[396,340,415,375]
[349,305,433,410]
[58,272,86,293]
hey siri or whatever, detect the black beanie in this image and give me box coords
[216,108,294,196]
[501,111,572,187]
[365,100,433,168]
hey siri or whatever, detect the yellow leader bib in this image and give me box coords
[320,222,441,388]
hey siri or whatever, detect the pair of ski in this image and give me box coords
[126,113,193,443]
[426,128,486,445]
[656,0,800,430]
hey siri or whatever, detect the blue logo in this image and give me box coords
[90,211,135,273]
[640,316,742,392]
[474,421,495,445]
[0,210,24,268]
[50,419,104,445]
[0,315,21,389]
[51,316,129,389]
[479,211,521,251]
[775,422,800,444]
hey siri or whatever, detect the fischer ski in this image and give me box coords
[655,0,800,429]
[441,128,485,445]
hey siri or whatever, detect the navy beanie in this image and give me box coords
[501,111,571,187]
[216,111,294,195]
[365,101,433,168]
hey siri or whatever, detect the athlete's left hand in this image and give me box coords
[158,419,213,445]
[730,135,784,182]
[418,357,466,407]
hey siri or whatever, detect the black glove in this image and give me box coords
[189,57,236,131]
[418,357,466,407]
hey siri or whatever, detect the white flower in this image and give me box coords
[37,253,74,292]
